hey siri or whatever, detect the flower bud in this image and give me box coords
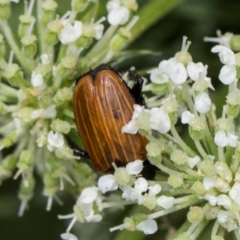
[57,56,77,76]
[43,171,59,196]
[187,206,203,223]
[0,132,18,150]
[175,51,192,65]
[226,91,240,117]
[0,154,17,178]
[0,0,11,20]
[17,150,34,174]
[75,35,93,48]
[18,174,35,201]
[198,159,215,176]
[46,20,62,45]
[114,167,134,186]
[216,117,232,131]
[54,87,73,105]
[189,116,206,140]
[41,1,58,26]
[18,14,35,38]
[123,217,136,231]
[168,174,183,188]
[21,34,37,58]
[3,63,26,87]
[142,194,157,210]
[191,181,205,195]
[50,118,71,134]
[71,0,89,12]
[230,35,240,51]
[0,101,8,115]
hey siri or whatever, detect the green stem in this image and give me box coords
[194,140,208,159]
[0,20,34,75]
[182,81,195,112]
[171,125,196,157]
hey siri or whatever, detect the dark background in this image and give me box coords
[1,0,240,239]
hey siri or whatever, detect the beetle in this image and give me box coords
[72,65,151,174]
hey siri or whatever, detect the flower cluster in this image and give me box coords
[2,1,240,240]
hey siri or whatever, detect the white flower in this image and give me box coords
[47,130,64,151]
[214,130,239,147]
[148,184,162,196]
[31,72,44,88]
[203,176,216,190]
[217,210,231,224]
[107,5,129,25]
[98,175,118,194]
[216,194,231,209]
[41,105,57,119]
[205,194,217,206]
[194,92,211,113]
[181,110,195,124]
[149,68,169,84]
[77,187,99,204]
[156,196,175,209]
[149,107,171,133]
[204,31,233,48]
[134,177,148,193]
[98,160,143,194]
[229,183,240,206]
[122,105,151,134]
[187,156,201,169]
[187,62,214,90]
[40,54,50,64]
[125,160,144,174]
[211,45,236,84]
[59,21,82,44]
[136,219,158,235]
[61,233,78,240]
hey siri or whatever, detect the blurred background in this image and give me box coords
[1,0,240,239]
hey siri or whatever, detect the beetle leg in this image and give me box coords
[73,147,90,159]
[128,70,145,106]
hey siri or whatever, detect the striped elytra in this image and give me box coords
[73,66,147,173]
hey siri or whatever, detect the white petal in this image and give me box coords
[47,130,64,148]
[134,177,148,193]
[136,219,158,235]
[107,7,129,25]
[157,196,174,209]
[194,92,211,113]
[121,186,139,201]
[122,119,139,134]
[211,45,236,65]
[150,107,171,133]
[205,194,217,206]
[216,194,231,209]
[203,176,216,190]
[187,62,205,81]
[229,183,240,203]
[31,72,44,87]
[187,156,201,169]
[85,214,102,222]
[214,130,228,147]
[126,160,143,175]
[181,110,194,124]
[98,175,118,194]
[217,210,231,224]
[59,21,82,44]
[219,65,236,85]
[169,63,187,84]
[78,187,99,204]
[158,58,176,75]
[41,105,57,119]
[148,184,162,196]
[150,68,169,84]
[40,54,50,64]
[106,0,121,11]
[61,233,78,240]
[228,133,239,147]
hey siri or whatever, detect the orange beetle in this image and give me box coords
[73,65,148,173]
